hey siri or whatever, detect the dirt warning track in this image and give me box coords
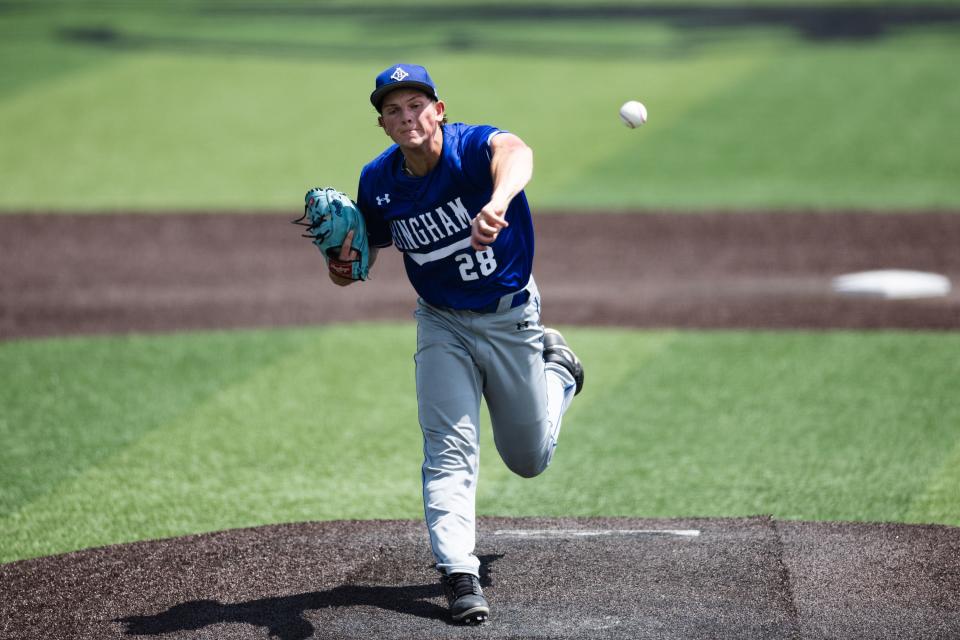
[1,210,958,340]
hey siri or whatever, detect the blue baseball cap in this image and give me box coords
[370,63,439,112]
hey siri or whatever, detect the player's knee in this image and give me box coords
[508,462,543,479]
[503,453,549,479]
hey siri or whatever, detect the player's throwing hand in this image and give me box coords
[471,203,509,251]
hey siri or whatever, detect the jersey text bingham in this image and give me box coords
[390,197,472,251]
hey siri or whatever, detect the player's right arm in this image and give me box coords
[471,132,533,251]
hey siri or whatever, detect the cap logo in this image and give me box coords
[390,66,409,82]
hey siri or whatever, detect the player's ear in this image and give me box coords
[433,100,445,122]
[377,115,385,130]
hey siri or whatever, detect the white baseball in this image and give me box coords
[619,100,647,128]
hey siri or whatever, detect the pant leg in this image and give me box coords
[415,301,483,577]
[482,284,577,478]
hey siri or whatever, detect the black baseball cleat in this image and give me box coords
[441,572,489,625]
[543,328,584,395]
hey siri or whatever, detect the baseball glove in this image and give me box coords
[293,187,371,281]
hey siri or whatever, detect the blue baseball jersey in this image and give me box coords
[357,123,534,310]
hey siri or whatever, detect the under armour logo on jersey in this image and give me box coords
[376,193,391,206]
[517,321,530,331]
[390,67,409,82]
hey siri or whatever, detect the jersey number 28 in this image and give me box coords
[456,248,497,281]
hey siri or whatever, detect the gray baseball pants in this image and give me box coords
[413,278,577,577]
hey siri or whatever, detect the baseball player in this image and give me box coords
[331,63,584,625]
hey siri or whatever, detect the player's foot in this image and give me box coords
[441,572,489,625]
[543,327,584,395]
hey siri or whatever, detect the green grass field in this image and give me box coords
[2,2,959,565]
[1,1,959,210]
[2,326,958,563]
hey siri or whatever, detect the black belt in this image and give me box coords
[469,288,530,314]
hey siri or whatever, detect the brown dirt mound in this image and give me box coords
[2,516,958,639]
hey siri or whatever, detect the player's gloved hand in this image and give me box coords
[328,230,360,285]
[293,187,371,281]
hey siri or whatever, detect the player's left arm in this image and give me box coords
[471,132,533,251]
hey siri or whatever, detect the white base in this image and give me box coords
[832,269,951,299]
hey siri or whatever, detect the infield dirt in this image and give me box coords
[1,210,958,340]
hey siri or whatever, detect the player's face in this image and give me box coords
[378,90,445,150]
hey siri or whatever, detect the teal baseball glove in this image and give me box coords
[293,187,371,281]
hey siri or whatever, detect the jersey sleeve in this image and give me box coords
[357,167,393,248]
[458,124,503,190]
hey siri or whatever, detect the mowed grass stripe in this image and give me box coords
[476,328,680,507]
[0,48,764,212]
[581,33,960,209]
[518,52,766,205]
[0,324,423,563]
[0,329,307,516]
[3,10,960,210]
[906,434,960,525]
[479,331,960,524]
[0,53,386,211]
[1,326,676,562]
[2,327,958,563]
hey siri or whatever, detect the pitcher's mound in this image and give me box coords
[3,516,959,639]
